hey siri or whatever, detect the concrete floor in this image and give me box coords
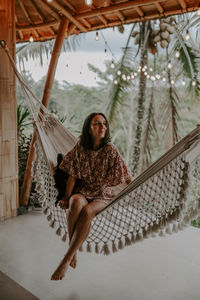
[0,211,200,300]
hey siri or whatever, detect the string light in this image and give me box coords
[162,77,166,82]
[95,32,99,41]
[185,31,190,41]
[175,50,180,58]
[144,72,147,76]
[182,80,186,86]
[171,80,175,85]
[29,34,34,42]
[149,67,153,72]
[111,61,115,68]
[156,74,160,79]
[134,72,137,76]
[151,76,156,81]
[168,61,172,69]
[117,70,121,76]
[85,0,93,5]
[114,80,118,85]
[127,75,131,80]
[192,80,196,86]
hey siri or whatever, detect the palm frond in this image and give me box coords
[163,83,180,149]
[16,35,81,69]
[106,24,137,122]
[17,104,32,130]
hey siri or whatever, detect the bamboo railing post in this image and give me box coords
[19,17,70,206]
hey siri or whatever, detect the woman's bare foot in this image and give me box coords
[51,259,70,280]
[70,253,77,269]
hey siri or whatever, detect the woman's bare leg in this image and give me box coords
[51,201,107,280]
[67,194,88,268]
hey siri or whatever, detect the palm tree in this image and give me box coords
[104,12,200,177]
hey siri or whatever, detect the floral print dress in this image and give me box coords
[59,141,132,204]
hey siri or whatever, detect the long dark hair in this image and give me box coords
[80,112,111,150]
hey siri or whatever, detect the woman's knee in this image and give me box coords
[69,195,86,213]
[79,206,93,222]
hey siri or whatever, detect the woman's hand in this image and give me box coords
[59,198,69,210]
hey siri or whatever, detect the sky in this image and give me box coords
[22,26,133,87]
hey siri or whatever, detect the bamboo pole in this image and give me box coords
[0,0,18,220]
[19,16,70,206]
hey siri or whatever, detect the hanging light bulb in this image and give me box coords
[122,74,126,80]
[147,75,150,79]
[168,61,172,69]
[192,80,196,86]
[151,76,156,81]
[127,75,131,80]
[144,72,147,76]
[114,79,118,85]
[175,50,180,58]
[162,77,166,82]
[185,31,190,41]
[95,32,99,41]
[85,0,93,5]
[117,70,121,76]
[149,67,153,72]
[134,72,137,76]
[111,61,115,69]
[171,80,175,85]
[182,80,186,86]
[156,74,160,79]
[29,34,34,42]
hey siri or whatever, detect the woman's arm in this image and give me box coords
[59,175,76,209]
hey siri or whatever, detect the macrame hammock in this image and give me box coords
[2,41,200,255]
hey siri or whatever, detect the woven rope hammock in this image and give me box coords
[2,41,200,255]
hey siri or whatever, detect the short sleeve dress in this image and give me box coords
[59,141,132,204]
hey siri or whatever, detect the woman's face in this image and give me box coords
[90,115,107,141]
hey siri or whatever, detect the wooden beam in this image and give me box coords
[62,0,77,13]
[18,0,33,24]
[98,15,108,25]
[50,0,88,32]
[20,16,69,206]
[76,0,166,19]
[178,0,187,9]
[155,2,164,13]
[82,6,200,31]
[116,11,125,21]
[30,0,44,22]
[16,20,59,30]
[135,6,144,17]
[80,18,92,28]
[36,0,60,20]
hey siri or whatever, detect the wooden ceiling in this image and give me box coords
[15,0,200,43]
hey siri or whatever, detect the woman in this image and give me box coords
[51,112,132,280]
